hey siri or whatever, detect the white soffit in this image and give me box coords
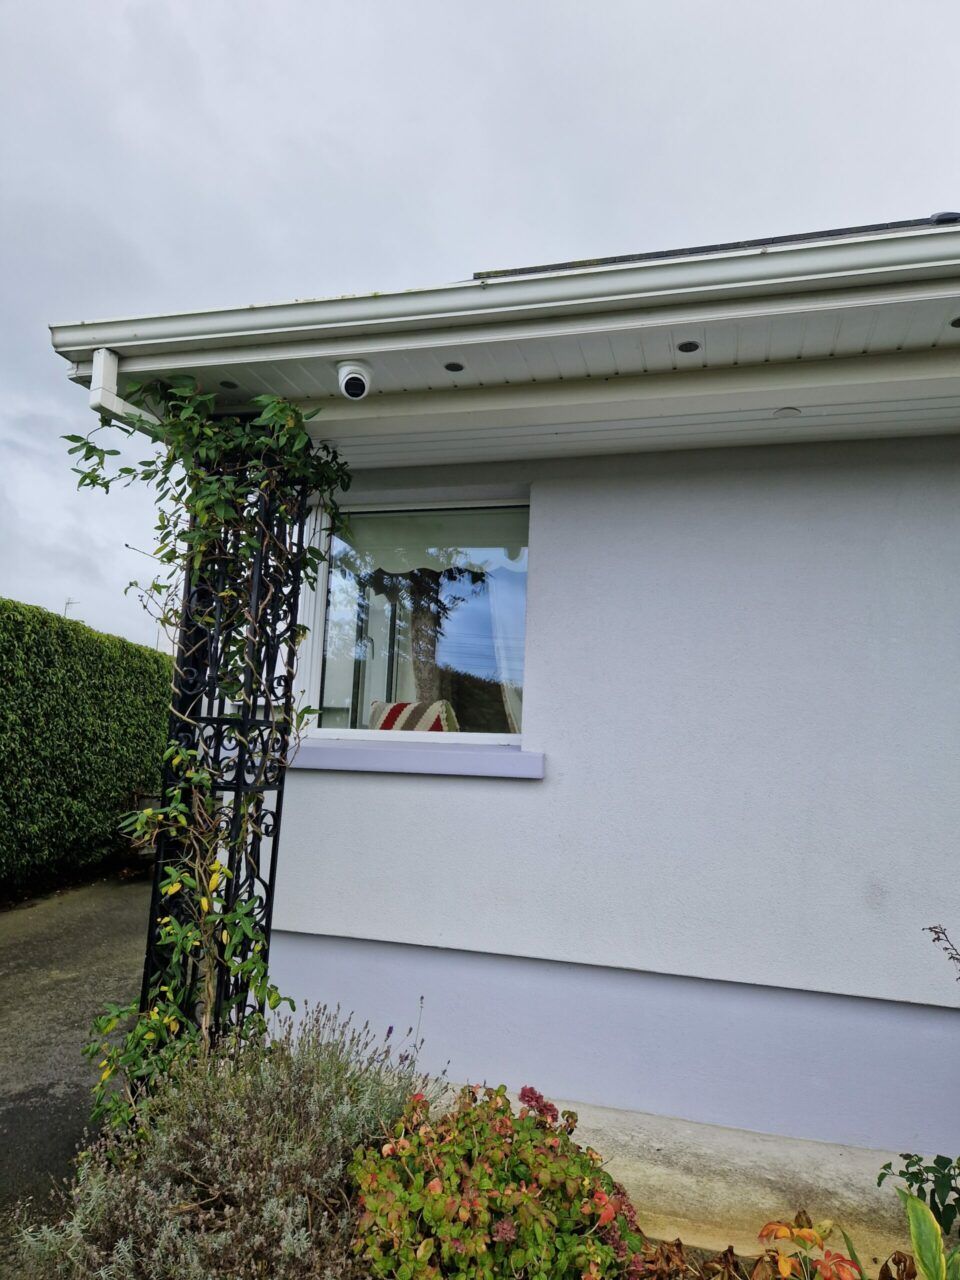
[305,350,960,466]
[49,222,960,467]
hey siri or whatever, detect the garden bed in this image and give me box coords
[9,1008,940,1280]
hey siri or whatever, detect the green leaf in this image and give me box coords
[839,1226,867,1278]
[900,1189,947,1280]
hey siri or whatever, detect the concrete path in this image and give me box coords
[571,1097,911,1271]
[0,878,151,1213]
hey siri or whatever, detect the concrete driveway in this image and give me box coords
[0,877,151,1214]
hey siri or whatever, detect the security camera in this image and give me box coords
[336,360,372,400]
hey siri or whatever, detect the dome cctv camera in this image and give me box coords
[336,360,372,400]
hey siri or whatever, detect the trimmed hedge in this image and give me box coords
[0,597,171,893]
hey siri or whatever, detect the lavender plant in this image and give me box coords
[17,1008,436,1280]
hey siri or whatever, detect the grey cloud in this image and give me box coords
[1,0,958,643]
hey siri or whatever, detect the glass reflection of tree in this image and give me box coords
[334,544,488,705]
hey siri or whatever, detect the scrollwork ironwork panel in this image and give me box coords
[140,484,312,1034]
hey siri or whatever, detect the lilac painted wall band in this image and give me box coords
[270,930,960,1153]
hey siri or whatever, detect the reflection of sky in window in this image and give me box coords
[438,561,527,684]
[322,515,528,698]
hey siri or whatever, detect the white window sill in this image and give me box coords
[307,727,520,746]
[289,736,544,779]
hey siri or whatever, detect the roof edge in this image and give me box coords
[50,221,960,366]
[473,215,960,279]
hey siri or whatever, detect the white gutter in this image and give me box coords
[63,276,960,387]
[50,224,960,366]
[88,348,159,426]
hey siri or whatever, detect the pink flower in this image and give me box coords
[518,1085,559,1125]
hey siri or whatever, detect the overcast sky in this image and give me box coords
[1,0,958,645]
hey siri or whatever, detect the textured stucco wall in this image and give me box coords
[276,436,960,1010]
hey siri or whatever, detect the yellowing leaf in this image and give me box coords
[900,1190,947,1280]
[795,1230,823,1247]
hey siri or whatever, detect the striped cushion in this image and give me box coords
[369,700,459,732]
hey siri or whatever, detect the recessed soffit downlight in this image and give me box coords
[677,340,700,353]
[444,361,465,372]
[773,406,802,418]
[219,380,239,390]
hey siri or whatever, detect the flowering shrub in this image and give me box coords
[350,1083,646,1278]
[753,1213,862,1280]
[16,1008,435,1280]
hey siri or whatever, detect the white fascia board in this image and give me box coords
[50,225,960,366]
[64,276,960,386]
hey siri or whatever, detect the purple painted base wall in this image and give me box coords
[270,930,960,1152]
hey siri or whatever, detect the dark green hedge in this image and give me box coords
[0,597,171,893]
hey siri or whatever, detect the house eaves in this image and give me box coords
[48,219,960,467]
[51,220,960,368]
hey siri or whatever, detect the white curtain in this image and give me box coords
[486,567,525,733]
[344,508,528,575]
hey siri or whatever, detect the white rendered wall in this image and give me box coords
[276,436,960,1011]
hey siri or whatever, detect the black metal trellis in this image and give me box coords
[139,482,312,1033]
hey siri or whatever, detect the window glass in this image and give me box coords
[318,507,528,733]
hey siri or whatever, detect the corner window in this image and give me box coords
[318,506,529,733]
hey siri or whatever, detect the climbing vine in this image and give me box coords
[65,379,350,1125]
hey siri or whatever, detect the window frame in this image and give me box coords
[299,497,530,746]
